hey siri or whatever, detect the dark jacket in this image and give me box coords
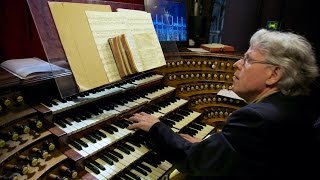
[148,92,317,176]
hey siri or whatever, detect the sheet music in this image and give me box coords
[134,32,166,70]
[86,11,128,82]
[117,9,166,71]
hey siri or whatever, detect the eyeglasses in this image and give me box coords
[241,55,278,66]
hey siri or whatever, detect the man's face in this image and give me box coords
[232,47,274,102]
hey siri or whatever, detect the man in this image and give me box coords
[128,29,319,176]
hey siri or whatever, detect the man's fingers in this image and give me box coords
[128,116,141,123]
[127,123,140,130]
[140,112,149,116]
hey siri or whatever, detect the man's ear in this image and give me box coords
[266,66,282,85]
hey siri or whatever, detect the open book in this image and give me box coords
[0,58,71,80]
[109,32,166,78]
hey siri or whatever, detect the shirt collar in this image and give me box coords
[250,89,280,103]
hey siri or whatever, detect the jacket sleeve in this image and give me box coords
[148,107,267,176]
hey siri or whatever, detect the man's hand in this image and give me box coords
[127,112,160,132]
[179,133,202,143]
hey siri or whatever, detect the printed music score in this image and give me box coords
[86,11,128,82]
[88,9,166,78]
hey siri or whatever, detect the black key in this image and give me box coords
[85,135,97,143]
[103,126,114,134]
[133,166,148,176]
[85,162,100,174]
[55,120,67,128]
[91,160,106,170]
[73,116,82,122]
[70,141,82,150]
[101,155,114,165]
[91,132,102,140]
[120,174,132,180]
[137,163,152,173]
[126,171,141,180]
[108,125,119,132]
[105,152,119,162]
[97,130,107,138]
[117,146,130,155]
[75,139,88,147]
[110,150,124,159]
[122,143,135,152]
[61,119,72,126]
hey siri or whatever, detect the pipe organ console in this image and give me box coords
[0,1,245,179]
[0,52,245,179]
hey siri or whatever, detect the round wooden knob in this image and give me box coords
[12,132,19,141]
[0,139,5,148]
[16,95,24,103]
[4,99,12,107]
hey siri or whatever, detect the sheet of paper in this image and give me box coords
[117,9,166,71]
[133,32,166,71]
[86,11,129,82]
[48,2,111,91]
